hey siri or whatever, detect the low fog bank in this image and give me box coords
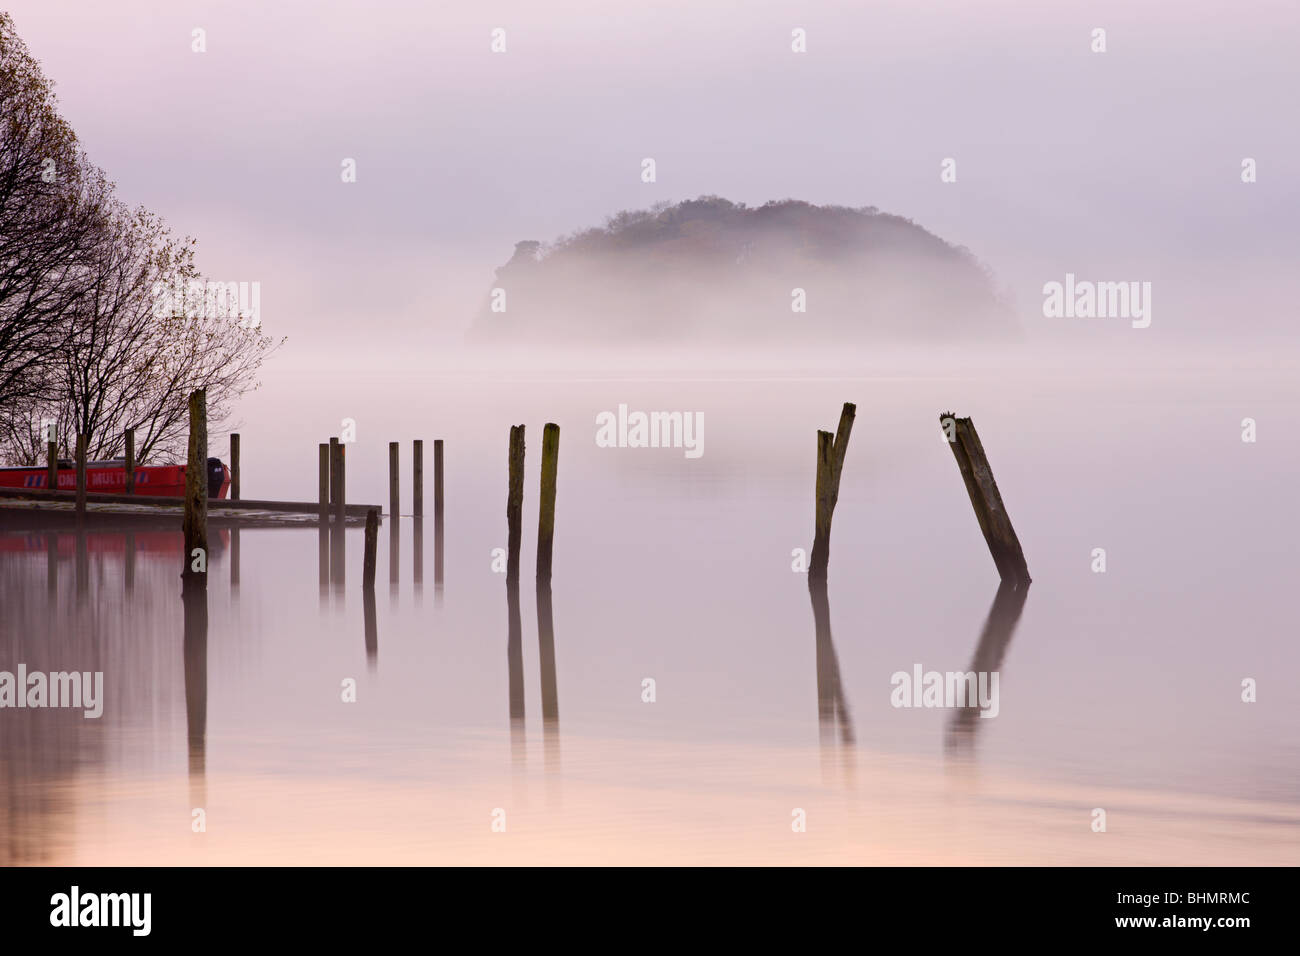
[467,198,1014,345]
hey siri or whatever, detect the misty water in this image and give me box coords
[3,349,1298,864]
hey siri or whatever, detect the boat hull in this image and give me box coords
[0,459,230,499]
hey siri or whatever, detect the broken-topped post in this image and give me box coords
[46,438,57,492]
[809,402,856,581]
[940,412,1031,586]
[536,423,559,585]
[74,433,87,523]
[412,439,423,517]
[362,508,379,589]
[506,425,525,586]
[230,432,240,500]
[388,441,399,517]
[182,390,209,592]
[124,427,135,494]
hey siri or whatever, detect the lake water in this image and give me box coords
[3,346,1298,865]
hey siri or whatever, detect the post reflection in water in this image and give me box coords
[125,530,136,594]
[389,515,399,600]
[506,579,526,772]
[537,580,561,781]
[329,520,345,603]
[182,582,209,813]
[808,575,856,785]
[363,588,378,668]
[945,580,1029,757]
[229,527,240,592]
[412,517,423,599]
[318,522,329,604]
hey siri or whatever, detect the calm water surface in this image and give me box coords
[3,353,1298,864]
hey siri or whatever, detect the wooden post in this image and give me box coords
[318,443,330,522]
[124,427,135,494]
[940,412,1031,586]
[388,441,399,516]
[433,439,444,595]
[74,433,87,523]
[362,508,379,589]
[46,439,57,492]
[328,437,340,518]
[182,390,208,591]
[335,440,346,526]
[230,432,240,500]
[809,402,855,581]
[506,425,525,586]
[536,423,559,584]
[412,440,423,517]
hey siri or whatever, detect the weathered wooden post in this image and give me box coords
[74,433,87,523]
[334,440,346,526]
[318,443,330,522]
[182,390,209,592]
[362,508,379,589]
[433,439,444,595]
[506,425,525,586]
[536,423,559,584]
[412,439,423,517]
[328,437,340,519]
[809,402,855,581]
[124,427,135,494]
[939,412,1031,586]
[230,432,240,500]
[46,439,57,492]
[388,441,399,516]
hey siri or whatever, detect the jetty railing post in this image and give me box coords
[412,440,423,517]
[940,412,1031,586]
[388,441,399,517]
[809,402,856,581]
[230,432,240,500]
[182,389,209,592]
[335,440,346,526]
[46,439,57,492]
[433,439,444,595]
[124,427,135,494]
[318,443,329,522]
[536,423,559,585]
[74,433,87,523]
[362,508,379,589]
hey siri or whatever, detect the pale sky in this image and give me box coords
[7,0,1299,354]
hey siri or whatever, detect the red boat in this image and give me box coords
[0,458,230,498]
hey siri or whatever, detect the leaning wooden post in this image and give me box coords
[506,425,525,586]
[230,432,240,500]
[940,412,1031,586]
[182,390,209,592]
[536,423,560,585]
[74,433,87,523]
[388,441,399,516]
[412,440,424,517]
[46,439,57,492]
[124,427,135,494]
[318,443,330,522]
[809,402,856,581]
[362,508,379,589]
